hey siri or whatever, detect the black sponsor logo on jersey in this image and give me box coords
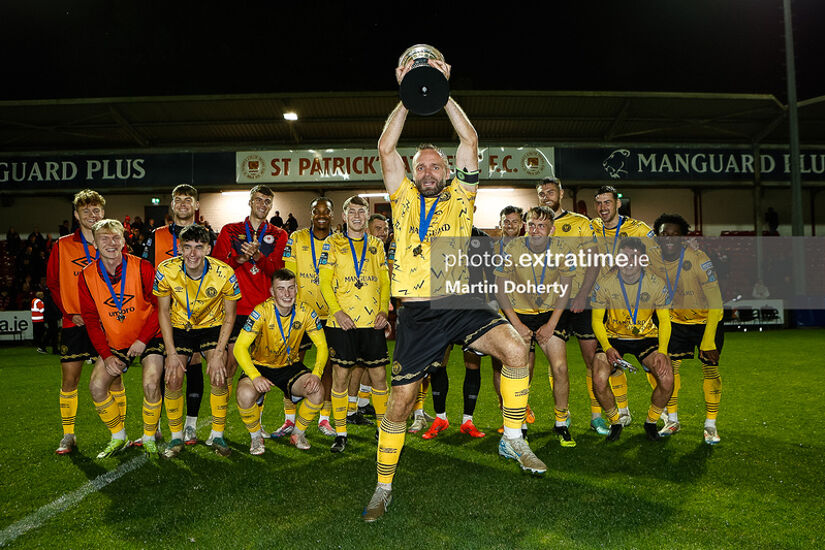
[640,292,650,302]
[562,224,571,233]
[70,256,93,269]
[103,294,135,309]
[205,287,218,298]
[682,260,692,271]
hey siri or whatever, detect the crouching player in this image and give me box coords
[80,219,165,459]
[233,269,328,453]
[154,224,240,458]
[590,237,673,442]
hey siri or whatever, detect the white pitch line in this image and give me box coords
[0,453,147,547]
[0,418,216,547]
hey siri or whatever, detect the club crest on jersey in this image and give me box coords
[640,292,650,302]
[292,321,302,330]
[369,246,377,254]
[205,287,218,298]
[392,361,402,375]
[562,224,571,233]
[264,234,275,244]
[682,260,692,271]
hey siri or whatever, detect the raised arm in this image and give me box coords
[378,101,409,195]
[444,97,478,175]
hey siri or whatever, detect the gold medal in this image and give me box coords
[413,245,423,256]
[250,264,259,275]
[185,322,193,332]
[116,311,126,323]
[354,280,364,289]
[631,326,640,336]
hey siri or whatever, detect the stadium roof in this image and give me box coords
[1,91,823,154]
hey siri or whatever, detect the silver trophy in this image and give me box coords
[398,44,450,116]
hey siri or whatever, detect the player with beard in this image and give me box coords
[650,214,723,444]
[48,189,116,454]
[363,59,543,522]
[590,237,673,442]
[142,184,207,446]
[589,185,654,428]
[537,177,609,434]
[278,197,337,438]
[212,185,288,441]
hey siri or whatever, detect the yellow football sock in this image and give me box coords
[605,406,620,425]
[501,365,529,431]
[238,404,261,434]
[142,398,162,438]
[331,389,349,435]
[320,401,332,419]
[702,364,722,420]
[377,418,407,485]
[227,380,234,400]
[284,400,296,417]
[610,371,629,410]
[94,394,125,435]
[586,375,602,415]
[372,387,389,423]
[164,385,185,434]
[210,385,229,433]
[347,397,358,414]
[59,389,78,435]
[358,387,371,402]
[668,360,681,413]
[296,400,322,432]
[646,403,664,424]
[110,387,127,424]
[554,407,569,424]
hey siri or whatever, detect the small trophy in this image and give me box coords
[398,44,450,116]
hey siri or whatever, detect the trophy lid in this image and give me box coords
[398,44,445,67]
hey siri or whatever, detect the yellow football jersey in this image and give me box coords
[153,257,240,330]
[553,210,598,296]
[320,233,388,328]
[495,237,574,314]
[240,299,324,371]
[590,269,670,339]
[282,227,329,319]
[590,215,654,255]
[390,176,474,298]
[648,246,721,324]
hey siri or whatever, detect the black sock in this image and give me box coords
[463,367,481,417]
[186,360,204,416]
[430,367,449,415]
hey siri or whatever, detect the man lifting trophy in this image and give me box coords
[397,44,450,116]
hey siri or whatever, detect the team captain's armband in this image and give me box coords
[455,168,479,184]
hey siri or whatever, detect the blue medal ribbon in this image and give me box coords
[527,236,551,306]
[183,258,208,323]
[619,270,644,326]
[275,304,296,358]
[602,215,624,255]
[244,219,268,267]
[309,230,321,275]
[347,233,368,282]
[79,231,99,265]
[663,247,686,302]
[418,194,441,247]
[100,256,127,313]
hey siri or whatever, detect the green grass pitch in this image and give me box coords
[1,328,823,549]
